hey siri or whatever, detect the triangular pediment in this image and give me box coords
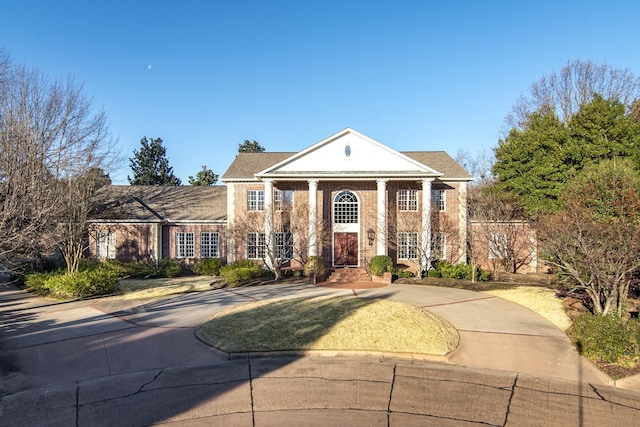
[257,128,442,179]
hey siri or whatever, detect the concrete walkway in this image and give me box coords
[2,281,640,426]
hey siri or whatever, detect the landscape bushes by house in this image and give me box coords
[369,255,393,276]
[219,260,266,286]
[303,256,326,277]
[24,258,188,299]
[427,260,491,282]
[193,258,223,276]
[25,263,118,299]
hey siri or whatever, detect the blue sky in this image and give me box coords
[3,0,639,184]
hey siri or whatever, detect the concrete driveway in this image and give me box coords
[2,281,640,426]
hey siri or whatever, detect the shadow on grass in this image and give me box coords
[196,296,459,355]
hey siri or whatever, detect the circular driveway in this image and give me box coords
[2,281,639,425]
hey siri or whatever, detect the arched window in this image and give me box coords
[333,191,359,224]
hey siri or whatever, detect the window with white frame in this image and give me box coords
[431,232,446,260]
[247,232,266,259]
[96,231,116,259]
[247,190,264,211]
[274,190,294,211]
[333,191,359,224]
[432,189,445,211]
[398,190,418,211]
[176,232,194,258]
[275,232,293,259]
[397,232,419,259]
[200,232,220,258]
[488,232,508,259]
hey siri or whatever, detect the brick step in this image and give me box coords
[326,267,371,283]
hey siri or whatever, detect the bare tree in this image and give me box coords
[387,205,461,278]
[507,59,640,130]
[538,159,640,316]
[0,49,120,273]
[468,185,536,274]
[455,148,494,187]
[229,200,328,280]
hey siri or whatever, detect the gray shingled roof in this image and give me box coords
[222,152,294,181]
[402,151,473,180]
[90,185,227,222]
[222,151,472,181]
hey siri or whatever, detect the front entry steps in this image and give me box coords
[325,267,371,283]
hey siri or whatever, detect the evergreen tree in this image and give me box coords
[188,165,218,186]
[128,137,181,185]
[494,95,640,216]
[238,139,265,152]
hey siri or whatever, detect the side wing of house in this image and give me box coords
[88,186,228,265]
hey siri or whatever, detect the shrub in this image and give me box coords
[427,269,442,278]
[430,261,490,282]
[571,314,640,363]
[304,256,326,276]
[392,269,414,279]
[157,258,181,278]
[25,271,59,294]
[193,258,223,276]
[369,255,393,276]
[104,259,156,278]
[220,260,263,286]
[26,267,118,299]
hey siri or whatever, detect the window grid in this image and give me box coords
[333,191,358,224]
[398,190,418,211]
[96,232,116,259]
[274,190,294,211]
[247,190,264,211]
[398,232,419,260]
[176,232,195,258]
[200,232,220,258]
[432,189,446,211]
[275,232,294,259]
[247,232,266,259]
[431,232,446,260]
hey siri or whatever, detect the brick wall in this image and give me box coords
[87,223,154,262]
[162,223,226,265]
[228,179,465,269]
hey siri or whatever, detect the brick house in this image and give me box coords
[87,185,227,266]
[88,128,473,274]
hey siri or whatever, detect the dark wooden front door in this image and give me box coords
[334,232,358,266]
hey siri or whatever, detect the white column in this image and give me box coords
[376,179,387,256]
[422,178,433,271]
[457,181,468,264]
[263,179,274,268]
[308,179,319,257]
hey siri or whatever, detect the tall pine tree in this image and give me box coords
[128,137,181,185]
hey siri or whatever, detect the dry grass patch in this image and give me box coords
[196,296,459,355]
[482,286,572,330]
[117,276,215,299]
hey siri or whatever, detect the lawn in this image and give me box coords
[481,286,572,330]
[197,296,460,355]
[117,276,216,299]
